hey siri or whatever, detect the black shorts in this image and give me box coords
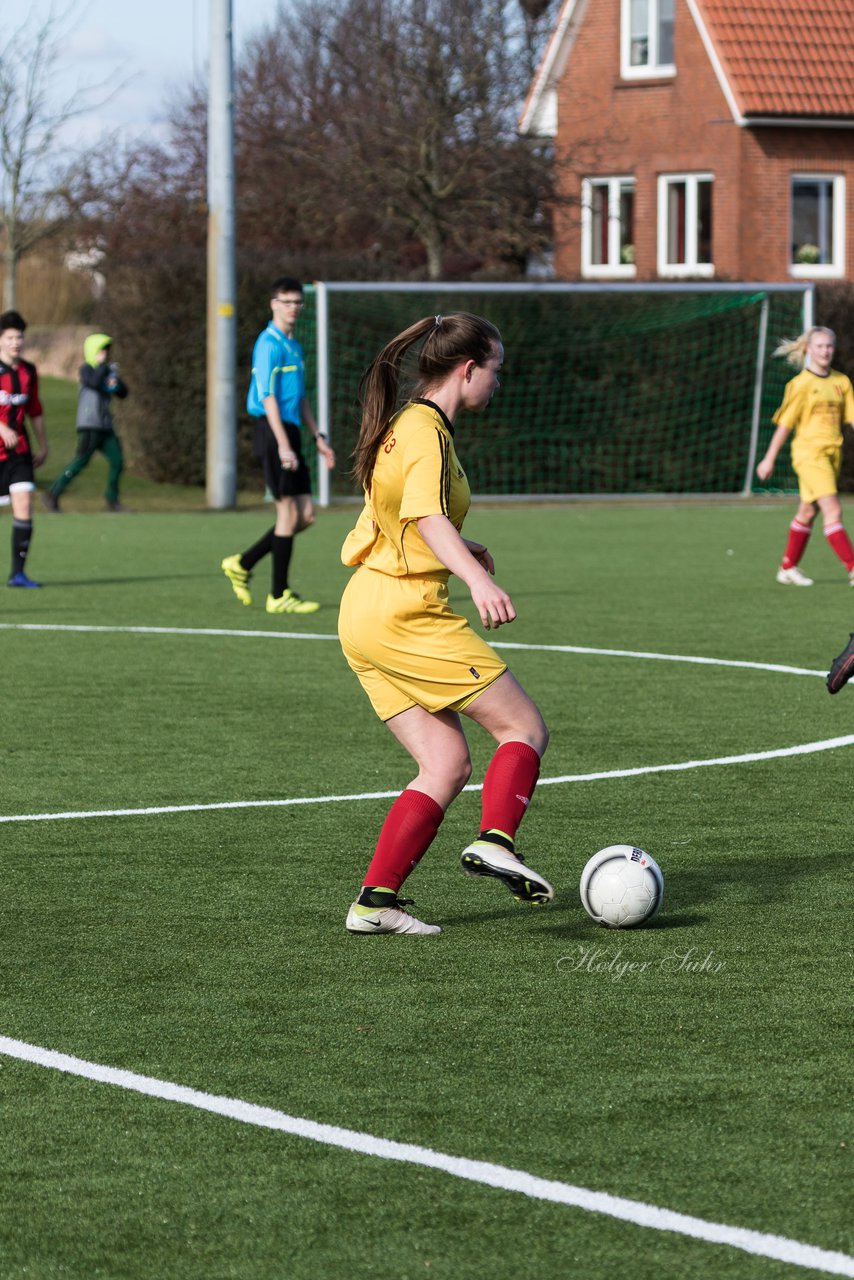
[257,419,312,499]
[0,452,35,502]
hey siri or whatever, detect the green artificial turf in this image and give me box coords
[0,501,851,1279]
[36,376,245,512]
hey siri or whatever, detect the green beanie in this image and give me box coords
[83,333,113,367]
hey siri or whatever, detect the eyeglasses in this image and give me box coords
[275,297,304,307]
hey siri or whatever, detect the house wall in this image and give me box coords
[551,0,854,282]
[740,129,854,281]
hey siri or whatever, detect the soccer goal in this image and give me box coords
[300,282,813,505]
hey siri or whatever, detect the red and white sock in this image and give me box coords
[781,519,812,569]
[824,522,854,571]
[361,788,444,894]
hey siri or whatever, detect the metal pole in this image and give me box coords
[315,282,330,508]
[803,283,815,331]
[742,294,769,496]
[206,0,237,508]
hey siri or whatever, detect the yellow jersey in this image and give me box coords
[341,399,471,578]
[773,367,854,451]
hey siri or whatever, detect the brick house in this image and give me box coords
[519,0,854,283]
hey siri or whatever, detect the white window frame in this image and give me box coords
[789,174,845,280]
[621,0,675,80]
[581,177,637,278]
[657,173,714,278]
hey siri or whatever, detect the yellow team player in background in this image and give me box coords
[757,326,854,586]
[338,312,553,936]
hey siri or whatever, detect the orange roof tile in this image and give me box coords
[699,0,854,118]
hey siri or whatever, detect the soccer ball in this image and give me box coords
[579,844,664,928]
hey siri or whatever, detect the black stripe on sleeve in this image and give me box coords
[437,430,450,516]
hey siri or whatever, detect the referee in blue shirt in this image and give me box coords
[221,277,335,613]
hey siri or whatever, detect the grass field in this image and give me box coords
[1,483,853,1280]
[34,376,225,513]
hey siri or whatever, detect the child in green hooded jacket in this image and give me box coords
[44,333,129,512]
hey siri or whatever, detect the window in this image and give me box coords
[657,174,713,277]
[581,178,636,277]
[622,0,675,78]
[790,176,845,278]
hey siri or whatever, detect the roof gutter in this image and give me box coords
[741,116,854,129]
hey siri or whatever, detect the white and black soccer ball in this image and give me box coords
[579,844,664,928]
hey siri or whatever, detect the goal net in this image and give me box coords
[298,283,811,502]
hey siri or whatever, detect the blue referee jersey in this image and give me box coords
[247,323,305,423]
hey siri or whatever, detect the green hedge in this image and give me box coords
[97,269,854,494]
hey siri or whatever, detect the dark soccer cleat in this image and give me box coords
[827,632,854,694]
[7,571,41,588]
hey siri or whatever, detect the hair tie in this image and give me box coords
[434,315,443,328]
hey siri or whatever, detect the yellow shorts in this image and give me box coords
[792,445,841,504]
[338,566,507,721]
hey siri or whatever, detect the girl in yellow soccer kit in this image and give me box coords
[338,312,553,935]
[756,326,854,587]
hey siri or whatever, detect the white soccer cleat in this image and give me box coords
[776,565,813,587]
[460,839,554,904]
[346,898,442,935]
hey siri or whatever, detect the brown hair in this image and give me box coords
[352,312,502,488]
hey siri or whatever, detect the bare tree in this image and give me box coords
[235,0,565,279]
[517,0,562,81]
[0,6,122,308]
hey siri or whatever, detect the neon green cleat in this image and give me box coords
[221,554,252,606]
[265,589,320,614]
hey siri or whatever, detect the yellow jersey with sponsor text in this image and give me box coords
[341,399,471,578]
[772,368,854,451]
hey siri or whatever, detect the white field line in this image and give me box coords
[3,734,854,825]
[0,1036,851,1277]
[5,628,852,1273]
[0,622,829,680]
[0,622,339,642]
[0,620,847,823]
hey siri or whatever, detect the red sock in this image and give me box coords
[825,522,854,571]
[781,520,812,569]
[480,741,541,845]
[362,788,444,893]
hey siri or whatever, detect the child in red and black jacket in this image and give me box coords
[0,310,48,587]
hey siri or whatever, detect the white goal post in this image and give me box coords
[311,281,814,506]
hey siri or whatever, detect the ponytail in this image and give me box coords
[774,326,836,369]
[352,312,501,489]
